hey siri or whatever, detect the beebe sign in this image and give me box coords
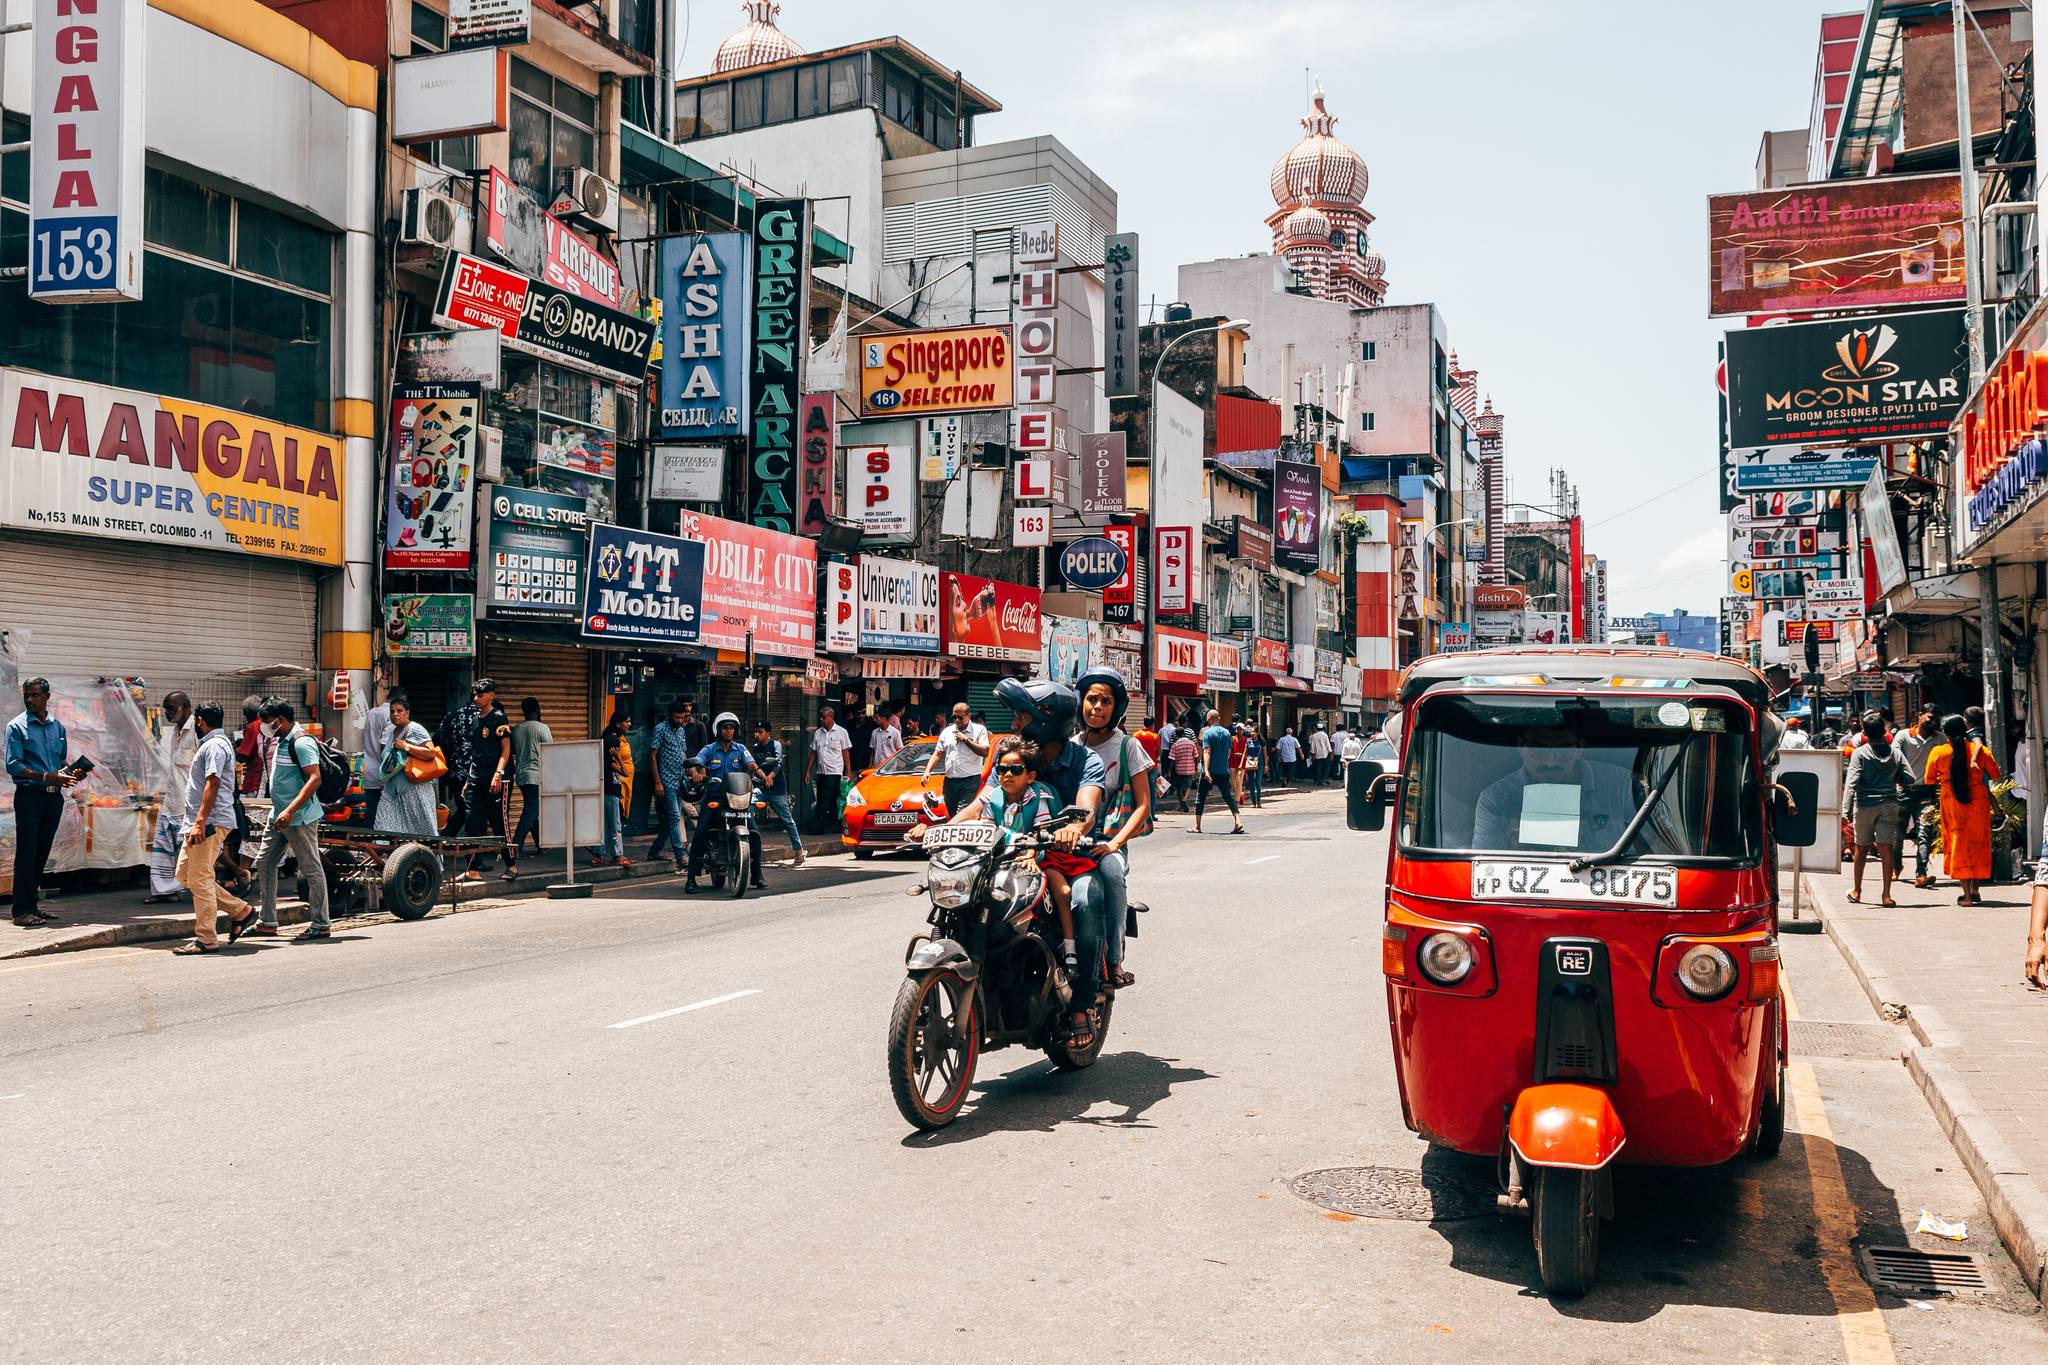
[30,0,146,302]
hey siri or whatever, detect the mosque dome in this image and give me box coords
[1269,83,1367,208]
[714,1,802,73]
[1281,204,1331,242]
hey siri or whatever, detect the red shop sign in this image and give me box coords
[675,508,818,661]
[1103,525,1135,606]
[941,572,1041,662]
[1153,624,1206,686]
[432,251,530,339]
[1252,637,1290,673]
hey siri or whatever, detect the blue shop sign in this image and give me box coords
[1058,536,1128,591]
[580,522,706,647]
[657,231,750,441]
[1969,436,2048,534]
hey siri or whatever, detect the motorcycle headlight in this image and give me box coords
[1677,944,1739,1001]
[927,865,975,909]
[843,786,867,808]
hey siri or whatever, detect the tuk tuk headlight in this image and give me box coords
[1677,944,1738,1001]
[1416,932,1474,986]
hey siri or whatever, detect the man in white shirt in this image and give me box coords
[922,701,992,817]
[360,692,396,826]
[145,691,201,903]
[807,706,854,832]
[1780,717,1813,750]
[1275,726,1302,784]
[1307,724,1333,784]
[870,706,905,768]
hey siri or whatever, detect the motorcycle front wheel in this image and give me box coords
[726,829,748,899]
[888,969,979,1130]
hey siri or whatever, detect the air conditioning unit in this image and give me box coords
[551,168,618,233]
[401,187,471,251]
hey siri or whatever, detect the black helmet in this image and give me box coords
[1074,669,1128,728]
[994,676,1078,746]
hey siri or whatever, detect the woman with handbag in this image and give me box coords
[1925,712,2001,905]
[372,697,443,840]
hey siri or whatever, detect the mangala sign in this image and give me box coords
[0,370,345,566]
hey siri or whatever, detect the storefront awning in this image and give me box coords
[1240,670,1307,691]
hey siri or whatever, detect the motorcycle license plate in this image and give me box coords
[869,811,921,828]
[923,822,1000,850]
[1470,861,1678,909]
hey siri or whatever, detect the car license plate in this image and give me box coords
[868,811,920,828]
[923,821,1001,850]
[1470,861,1678,909]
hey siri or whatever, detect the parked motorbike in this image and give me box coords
[703,771,764,901]
[888,808,1113,1130]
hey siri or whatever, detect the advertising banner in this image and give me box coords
[859,325,1015,418]
[1042,615,1090,685]
[649,445,724,502]
[398,328,502,387]
[482,484,587,620]
[657,231,748,440]
[1253,638,1290,673]
[1315,648,1344,694]
[479,170,619,306]
[850,440,915,542]
[29,0,145,302]
[1233,516,1275,570]
[580,523,706,647]
[449,0,530,47]
[799,392,835,536]
[1730,443,1882,491]
[385,382,480,570]
[1864,463,1908,595]
[1154,526,1193,612]
[941,572,1041,662]
[676,508,818,660]
[0,371,345,566]
[1959,301,2048,546]
[1723,309,1965,447]
[749,199,810,532]
[434,251,655,385]
[1708,174,1964,317]
[1474,609,1521,645]
[1206,639,1241,692]
[1152,625,1205,687]
[1057,536,1127,591]
[1274,460,1320,567]
[920,415,964,481]
[1440,621,1473,652]
[859,556,941,652]
[823,558,859,654]
[1078,432,1128,514]
[1104,233,1140,398]
[381,593,475,657]
[1103,524,1136,609]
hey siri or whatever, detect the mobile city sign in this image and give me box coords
[748,199,811,533]
[657,231,749,441]
[580,523,705,648]
[1723,309,1966,448]
[1707,174,1964,318]
[29,0,146,302]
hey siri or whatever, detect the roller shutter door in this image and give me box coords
[482,640,594,741]
[0,531,318,710]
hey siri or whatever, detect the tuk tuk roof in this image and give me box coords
[1397,646,1770,709]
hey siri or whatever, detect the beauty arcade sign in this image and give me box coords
[29,0,146,302]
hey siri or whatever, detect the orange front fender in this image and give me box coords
[1508,1083,1627,1172]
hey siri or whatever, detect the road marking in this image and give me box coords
[1788,1059,1898,1365]
[0,948,155,975]
[1782,968,1802,1021]
[607,989,761,1030]
[1246,855,1281,865]
[0,1093,24,1101]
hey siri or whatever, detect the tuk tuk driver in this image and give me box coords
[1471,725,1639,853]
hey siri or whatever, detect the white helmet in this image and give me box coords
[713,711,741,736]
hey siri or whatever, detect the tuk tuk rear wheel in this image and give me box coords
[1754,1054,1788,1158]
[1531,1166,1600,1297]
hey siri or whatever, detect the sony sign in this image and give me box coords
[30,0,146,302]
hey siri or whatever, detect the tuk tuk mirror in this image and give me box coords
[1348,759,1388,832]
[1774,770,1820,847]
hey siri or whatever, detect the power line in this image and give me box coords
[1588,471,1711,528]
[1610,563,1724,594]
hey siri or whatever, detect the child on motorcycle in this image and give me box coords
[984,737,1081,973]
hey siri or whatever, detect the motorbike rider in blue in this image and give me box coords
[684,712,769,895]
[950,678,1109,1047]
[1075,668,1149,991]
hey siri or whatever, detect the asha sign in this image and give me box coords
[30,0,146,302]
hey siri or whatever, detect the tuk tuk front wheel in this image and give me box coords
[1531,1166,1600,1297]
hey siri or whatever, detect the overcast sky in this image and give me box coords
[680,0,1841,619]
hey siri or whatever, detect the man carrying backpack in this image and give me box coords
[249,700,331,942]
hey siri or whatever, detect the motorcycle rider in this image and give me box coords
[684,712,769,895]
[1076,669,1151,990]
[949,678,1110,1047]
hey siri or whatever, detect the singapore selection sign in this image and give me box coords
[1723,308,1965,448]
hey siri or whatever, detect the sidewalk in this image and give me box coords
[1799,865,2048,1300]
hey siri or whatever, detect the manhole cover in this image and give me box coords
[1858,1246,1991,1296]
[1790,1020,1904,1061]
[1289,1166,1495,1222]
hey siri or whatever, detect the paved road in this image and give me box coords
[3,790,2043,1362]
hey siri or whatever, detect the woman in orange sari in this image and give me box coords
[1925,714,2000,905]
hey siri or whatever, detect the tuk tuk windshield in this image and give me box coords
[1399,693,1761,863]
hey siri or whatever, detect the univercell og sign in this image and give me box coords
[30,0,146,302]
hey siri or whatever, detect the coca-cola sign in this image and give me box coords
[940,571,1042,662]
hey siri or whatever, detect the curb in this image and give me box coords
[1803,871,2048,1303]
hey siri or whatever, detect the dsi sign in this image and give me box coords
[1057,536,1127,591]
[579,523,706,648]
[30,0,146,302]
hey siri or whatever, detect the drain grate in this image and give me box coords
[1288,1166,1495,1222]
[1789,1020,1905,1061]
[1858,1246,1992,1296]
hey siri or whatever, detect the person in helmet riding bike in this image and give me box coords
[948,676,1111,1048]
[1076,668,1152,991]
[684,712,770,895]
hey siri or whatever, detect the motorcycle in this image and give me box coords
[888,808,1114,1130]
[702,771,765,900]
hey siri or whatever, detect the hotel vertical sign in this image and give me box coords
[749,199,811,533]
[30,0,147,302]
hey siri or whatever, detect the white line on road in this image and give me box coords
[1246,855,1281,865]
[607,990,761,1030]
[0,1093,24,1100]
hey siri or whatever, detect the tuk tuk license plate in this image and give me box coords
[1471,861,1677,909]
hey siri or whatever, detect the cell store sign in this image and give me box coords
[29,0,146,302]
[580,522,705,647]
[657,232,748,440]
[484,484,587,620]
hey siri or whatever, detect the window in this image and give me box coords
[674,86,701,138]
[488,356,620,525]
[508,58,597,201]
[408,4,478,172]
[1360,412,1376,432]
[765,70,796,125]
[699,82,731,136]
[883,63,919,128]
[732,75,764,130]
[829,58,863,110]
[1360,341,1377,362]
[797,64,825,119]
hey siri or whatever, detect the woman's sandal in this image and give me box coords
[173,940,219,955]
[1111,968,1136,989]
[1845,891,1862,904]
[1066,1013,1096,1052]
[1881,898,1897,907]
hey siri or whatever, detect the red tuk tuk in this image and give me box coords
[1348,647,1819,1295]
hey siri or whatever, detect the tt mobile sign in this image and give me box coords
[30,0,147,302]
